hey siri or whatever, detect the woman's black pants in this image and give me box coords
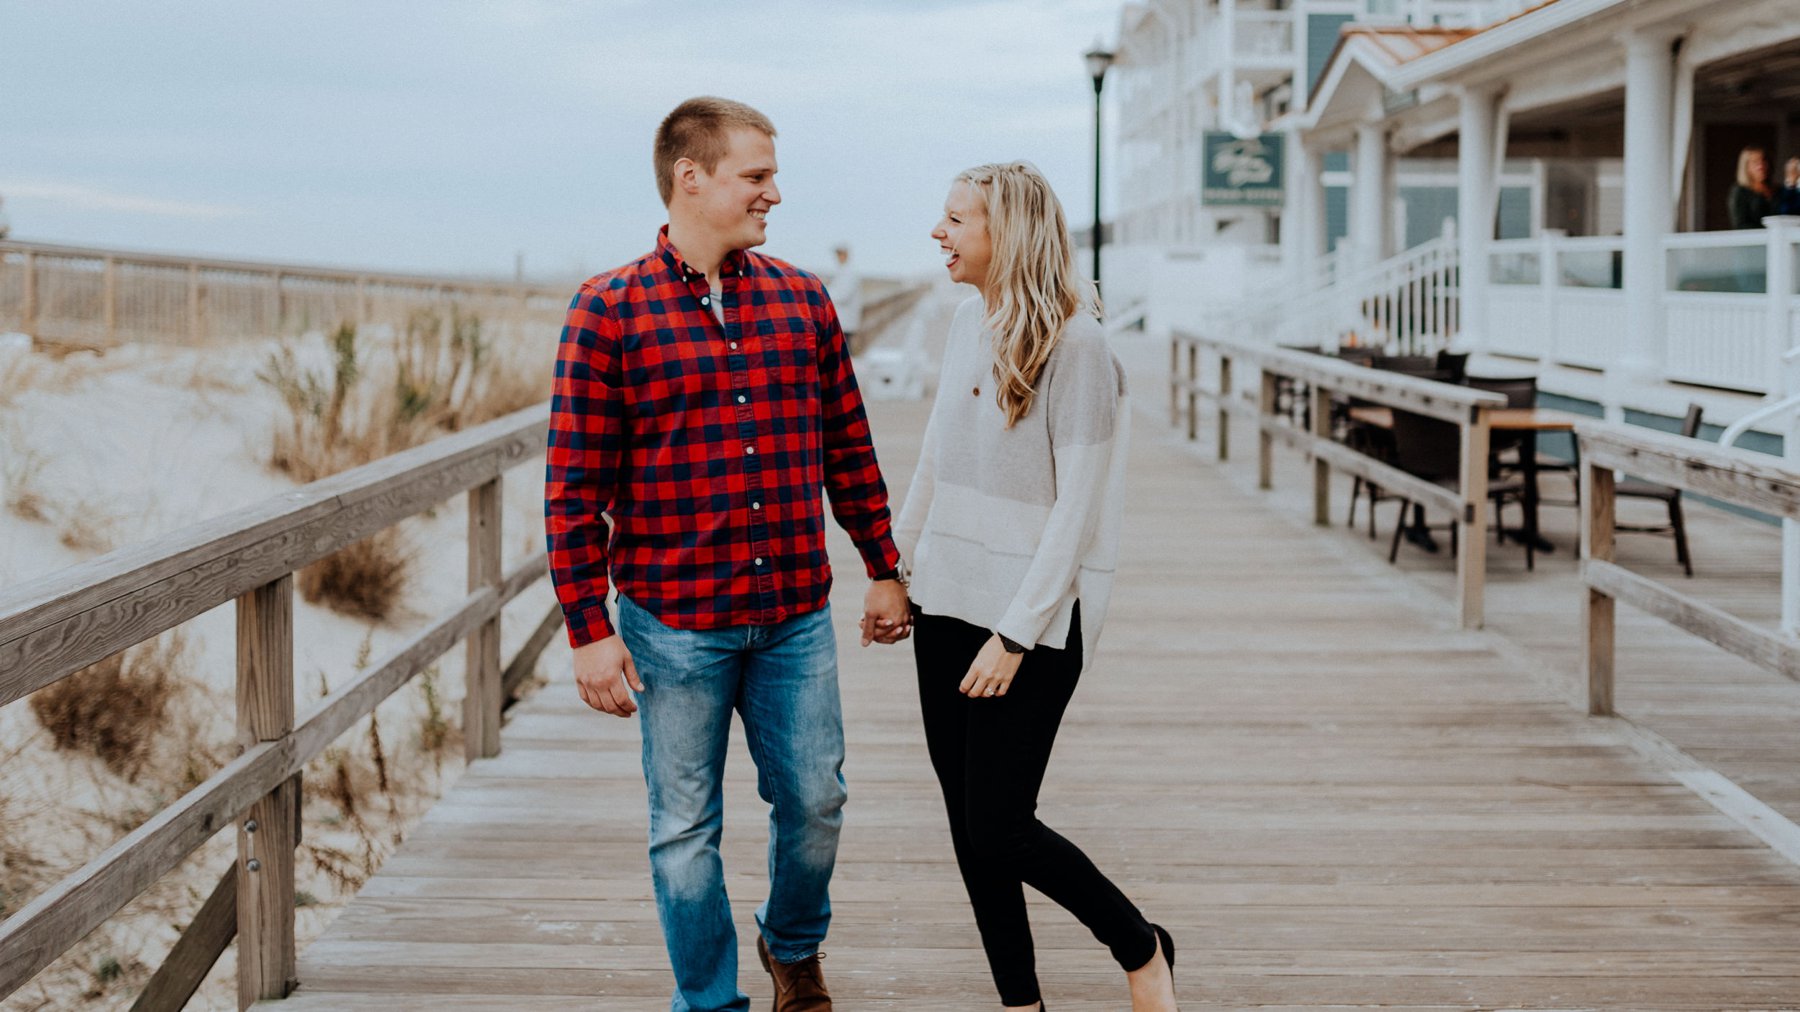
[913,604,1156,1007]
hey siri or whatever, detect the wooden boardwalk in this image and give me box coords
[271,350,1800,1009]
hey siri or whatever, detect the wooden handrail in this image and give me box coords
[1578,420,1800,713]
[0,239,571,297]
[0,402,558,1006]
[1168,331,1505,629]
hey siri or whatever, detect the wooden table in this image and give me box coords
[1346,406,1583,565]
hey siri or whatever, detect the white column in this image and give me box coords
[1353,122,1389,270]
[1309,144,1329,277]
[1457,85,1498,352]
[1282,126,1310,286]
[1619,27,1679,396]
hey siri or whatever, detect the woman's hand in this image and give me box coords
[959,635,1024,698]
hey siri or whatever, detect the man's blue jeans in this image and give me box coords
[617,594,848,1012]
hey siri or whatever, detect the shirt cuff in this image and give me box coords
[856,534,902,581]
[563,602,617,648]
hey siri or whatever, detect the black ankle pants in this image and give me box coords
[912,604,1156,1007]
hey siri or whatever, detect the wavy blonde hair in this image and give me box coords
[956,161,1099,428]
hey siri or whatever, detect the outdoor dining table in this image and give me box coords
[1346,405,1585,563]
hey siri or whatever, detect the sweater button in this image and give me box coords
[972,386,980,397]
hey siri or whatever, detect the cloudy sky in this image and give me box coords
[3,0,1123,281]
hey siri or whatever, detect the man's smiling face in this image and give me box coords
[697,127,781,252]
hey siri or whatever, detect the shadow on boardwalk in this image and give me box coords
[270,332,1800,1009]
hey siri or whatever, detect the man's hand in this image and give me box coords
[573,634,644,717]
[959,635,1024,698]
[860,579,912,647]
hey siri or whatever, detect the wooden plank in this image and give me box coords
[1583,462,1618,716]
[465,478,503,761]
[1579,422,1800,520]
[1584,559,1800,682]
[1310,384,1331,526]
[0,406,549,707]
[237,576,297,1005]
[128,867,236,1012]
[1307,440,1464,518]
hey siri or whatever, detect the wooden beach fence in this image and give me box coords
[1167,331,1506,629]
[0,402,559,1010]
[1578,420,1800,713]
[0,239,571,348]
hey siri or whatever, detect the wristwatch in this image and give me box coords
[875,558,910,586]
[997,634,1027,654]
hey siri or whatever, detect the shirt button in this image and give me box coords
[746,446,756,455]
[755,557,765,566]
[700,295,710,306]
[730,341,739,350]
[737,394,747,404]
[752,501,762,510]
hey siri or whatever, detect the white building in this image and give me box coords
[1106,0,1800,438]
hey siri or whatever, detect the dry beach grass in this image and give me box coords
[0,311,561,1009]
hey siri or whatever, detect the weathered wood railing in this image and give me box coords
[0,402,558,1009]
[0,239,572,348]
[1169,331,1506,628]
[1579,422,1800,714]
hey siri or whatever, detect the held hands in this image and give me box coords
[573,634,643,717]
[859,579,912,647]
[959,635,1024,698]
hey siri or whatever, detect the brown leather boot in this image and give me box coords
[756,934,832,1011]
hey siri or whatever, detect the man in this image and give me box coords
[545,97,911,1012]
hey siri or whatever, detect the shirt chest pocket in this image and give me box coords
[754,316,818,390]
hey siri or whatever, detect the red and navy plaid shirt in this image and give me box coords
[545,227,901,647]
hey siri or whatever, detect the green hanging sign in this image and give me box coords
[1203,132,1285,207]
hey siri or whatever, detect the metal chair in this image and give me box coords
[1569,403,1703,577]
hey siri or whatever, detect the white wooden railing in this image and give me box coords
[1484,219,1800,395]
[1224,233,1461,354]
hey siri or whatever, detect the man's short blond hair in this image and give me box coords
[654,97,777,206]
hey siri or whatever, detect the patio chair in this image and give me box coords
[1566,403,1703,577]
[1385,408,1526,564]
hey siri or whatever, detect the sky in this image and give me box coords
[2,0,1123,282]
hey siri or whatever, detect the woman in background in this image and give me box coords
[1729,146,1777,228]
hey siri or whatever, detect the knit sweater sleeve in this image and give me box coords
[994,321,1126,647]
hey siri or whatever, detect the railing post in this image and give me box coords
[1258,368,1277,490]
[1185,343,1198,442]
[1217,354,1233,461]
[187,264,202,345]
[20,250,36,338]
[1168,337,1180,426]
[1540,228,1564,361]
[1455,404,1491,629]
[1311,382,1332,525]
[1764,216,1800,398]
[103,255,118,342]
[465,477,503,760]
[1581,446,1617,714]
[236,574,297,1008]
[268,271,283,337]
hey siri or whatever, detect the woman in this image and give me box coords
[1728,146,1776,228]
[886,162,1177,1011]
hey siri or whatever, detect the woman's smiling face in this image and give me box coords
[932,180,991,292]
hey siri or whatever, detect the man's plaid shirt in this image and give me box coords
[545,228,901,647]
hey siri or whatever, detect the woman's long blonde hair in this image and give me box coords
[957,161,1100,428]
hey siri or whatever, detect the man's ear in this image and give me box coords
[673,157,702,199]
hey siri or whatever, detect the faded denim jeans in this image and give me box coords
[617,593,847,1012]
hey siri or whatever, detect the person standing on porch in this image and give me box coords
[1728,146,1777,228]
[888,160,1178,1010]
[1776,156,1800,217]
[544,96,911,1012]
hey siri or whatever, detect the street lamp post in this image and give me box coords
[1084,44,1115,293]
